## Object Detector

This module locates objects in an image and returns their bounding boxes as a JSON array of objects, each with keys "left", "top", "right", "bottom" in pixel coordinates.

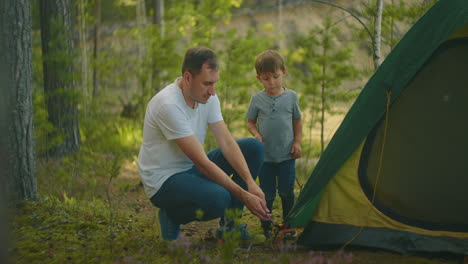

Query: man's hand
[
  {"left": 247, "top": 180, "right": 265, "bottom": 200},
  {"left": 291, "top": 142, "right": 302, "bottom": 159},
  {"left": 240, "top": 191, "right": 270, "bottom": 221}
]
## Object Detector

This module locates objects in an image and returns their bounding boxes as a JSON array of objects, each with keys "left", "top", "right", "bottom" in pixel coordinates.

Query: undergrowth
[
  {"left": 11, "top": 107, "right": 455, "bottom": 263},
  {"left": 9, "top": 195, "right": 353, "bottom": 263},
  {"left": 9, "top": 108, "right": 355, "bottom": 263},
  {"left": 11, "top": 195, "right": 166, "bottom": 263}
]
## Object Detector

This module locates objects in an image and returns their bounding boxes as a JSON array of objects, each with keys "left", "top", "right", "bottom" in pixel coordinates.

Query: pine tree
[
  {"left": 1, "top": 0, "right": 37, "bottom": 202},
  {"left": 39, "top": 0, "right": 81, "bottom": 158},
  {"left": 291, "top": 17, "right": 360, "bottom": 154}
]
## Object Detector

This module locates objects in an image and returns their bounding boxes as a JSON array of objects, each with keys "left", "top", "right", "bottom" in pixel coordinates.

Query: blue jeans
[
  {"left": 259, "top": 159, "right": 296, "bottom": 220},
  {"left": 150, "top": 138, "right": 264, "bottom": 225}
]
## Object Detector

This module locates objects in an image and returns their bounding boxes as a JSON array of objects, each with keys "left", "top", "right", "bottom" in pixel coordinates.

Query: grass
[
  {"left": 9, "top": 102, "right": 464, "bottom": 263},
  {"left": 8, "top": 153, "right": 463, "bottom": 263}
]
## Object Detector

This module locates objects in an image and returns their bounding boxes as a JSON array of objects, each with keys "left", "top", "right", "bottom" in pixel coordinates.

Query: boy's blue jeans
[
  {"left": 150, "top": 138, "right": 264, "bottom": 225},
  {"left": 259, "top": 159, "right": 296, "bottom": 221}
]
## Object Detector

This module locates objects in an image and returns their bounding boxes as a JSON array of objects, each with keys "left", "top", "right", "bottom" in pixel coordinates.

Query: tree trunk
[
  {"left": 136, "top": 0, "right": 150, "bottom": 102},
  {"left": 153, "top": 0, "right": 165, "bottom": 37},
  {"left": 78, "top": 0, "right": 89, "bottom": 107},
  {"left": 0, "top": 0, "right": 37, "bottom": 202},
  {"left": 93, "top": 0, "right": 101, "bottom": 98},
  {"left": 320, "top": 46, "right": 327, "bottom": 156},
  {"left": 373, "top": 0, "right": 384, "bottom": 69},
  {"left": 390, "top": 0, "right": 395, "bottom": 50},
  {"left": 277, "top": 0, "right": 284, "bottom": 49},
  {"left": 151, "top": 0, "right": 165, "bottom": 93},
  {"left": 39, "top": 0, "right": 81, "bottom": 158},
  {"left": 320, "top": 72, "right": 326, "bottom": 156},
  {"left": 137, "top": 0, "right": 147, "bottom": 63}
]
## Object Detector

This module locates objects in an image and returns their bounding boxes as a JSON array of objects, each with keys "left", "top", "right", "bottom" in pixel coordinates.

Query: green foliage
[
  {"left": 31, "top": 0, "right": 41, "bottom": 30},
  {"left": 353, "top": 0, "right": 438, "bottom": 57},
  {"left": 33, "top": 90, "right": 62, "bottom": 156},
  {"left": 39, "top": 10, "right": 83, "bottom": 157},
  {"left": 295, "top": 139, "right": 321, "bottom": 187},
  {"left": 203, "top": 25, "right": 275, "bottom": 150},
  {"left": 10, "top": 196, "right": 162, "bottom": 263},
  {"left": 401, "top": 0, "right": 438, "bottom": 24},
  {"left": 291, "top": 16, "right": 360, "bottom": 153},
  {"left": 131, "top": 0, "right": 246, "bottom": 122},
  {"left": 43, "top": 18, "right": 77, "bottom": 86},
  {"left": 195, "top": 208, "right": 205, "bottom": 220},
  {"left": 36, "top": 152, "right": 103, "bottom": 200},
  {"left": 218, "top": 27, "right": 275, "bottom": 126},
  {"left": 94, "top": 28, "right": 139, "bottom": 94},
  {"left": 32, "top": 31, "right": 55, "bottom": 157},
  {"left": 32, "top": 19, "right": 80, "bottom": 157},
  {"left": 101, "top": 0, "right": 137, "bottom": 22},
  {"left": 139, "top": 23, "right": 181, "bottom": 106},
  {"left": 218, "top": 209, "right": 242, "bottom": 263},
  {"left": 35, "top": 95, "right": 141, "bottom": 199},
  {"left": 80, "top": 99, "right": 142, "bottom": 156},
  {"left": 166, "top": 0, "right": 242, "bottom": 46}
]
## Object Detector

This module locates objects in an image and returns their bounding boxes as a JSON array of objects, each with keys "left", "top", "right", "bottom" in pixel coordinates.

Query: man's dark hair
[{"left": 181, "top": 47, "right": 218, "bottom": 75}]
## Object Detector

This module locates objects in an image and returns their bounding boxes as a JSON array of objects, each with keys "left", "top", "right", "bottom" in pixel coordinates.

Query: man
[{"left": 138, "top": 47, "right": 270, "bottom": 241}]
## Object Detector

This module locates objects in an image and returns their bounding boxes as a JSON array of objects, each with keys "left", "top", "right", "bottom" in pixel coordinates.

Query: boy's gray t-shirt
[{"left": 246, "top": 88, "right": 301, "bottom": 163}]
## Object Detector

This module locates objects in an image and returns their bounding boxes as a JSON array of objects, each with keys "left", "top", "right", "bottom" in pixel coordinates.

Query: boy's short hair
[
  {"left": 255, "top": 50, "right": 286, "bottom": 75},
  {"left": 181, "top": 47, "right": 218, "bottom": 76}
]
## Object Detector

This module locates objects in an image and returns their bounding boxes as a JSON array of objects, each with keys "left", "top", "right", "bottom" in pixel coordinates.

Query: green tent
[{"left": 285, "top": 0, "right": 468, "bottom": 255}]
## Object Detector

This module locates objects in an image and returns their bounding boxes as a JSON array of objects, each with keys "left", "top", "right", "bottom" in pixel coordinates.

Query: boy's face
[{"left": 256, "top": 69, "right": 285, "bottom": 92}]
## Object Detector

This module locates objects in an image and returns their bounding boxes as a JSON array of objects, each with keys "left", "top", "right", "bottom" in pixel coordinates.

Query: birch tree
[{"left": 373, "top": 0, "right": 384, "bottom": 68}]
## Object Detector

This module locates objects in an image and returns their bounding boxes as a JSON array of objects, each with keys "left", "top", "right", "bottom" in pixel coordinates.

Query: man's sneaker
[
  {"left": 216, "top": 223, "right": 252, "bottom": 241},
  {"left": 158, "top": 209, "right": 180, "bottom": 241}
]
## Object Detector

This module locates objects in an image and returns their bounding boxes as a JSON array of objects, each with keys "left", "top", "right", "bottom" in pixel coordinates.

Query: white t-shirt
[{"left": 138, "top": 78, "right": 223, "bottom": 198}]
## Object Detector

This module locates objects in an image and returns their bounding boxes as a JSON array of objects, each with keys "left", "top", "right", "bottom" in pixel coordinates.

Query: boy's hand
[
  {"left": 255, "top": 134, "right": 263, "bottom": 143},
  {"left": 291, "top": 142, "right": 302, "bottom": 159}
]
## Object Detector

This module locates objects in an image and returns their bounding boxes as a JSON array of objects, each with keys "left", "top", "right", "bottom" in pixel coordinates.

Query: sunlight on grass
[{"left": 116, "top": 122, "right": 142, "bottom": 150}]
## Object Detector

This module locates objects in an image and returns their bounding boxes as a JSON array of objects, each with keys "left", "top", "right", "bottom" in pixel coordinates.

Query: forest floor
[
  {"left": 9, "top": 105, "right": 465, "bottom": 263},
  {"left": 112, "top": 160, "right": 463, "bottom": 264},
  {"left": 10, "top": 150, "right": 464, "bottom": 264}
]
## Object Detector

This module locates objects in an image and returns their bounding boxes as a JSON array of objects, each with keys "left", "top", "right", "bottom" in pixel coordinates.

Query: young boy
[{"left": 246, "top": 50, "right": 303, "bottom": 238}]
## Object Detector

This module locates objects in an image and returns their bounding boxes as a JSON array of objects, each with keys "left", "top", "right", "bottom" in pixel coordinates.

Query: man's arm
[
  {"left": 247, "top": 119, "right": 263, "bottom": 143},
  {"left": 210, "top": 121, "right": 259, "bottom": 188},
  {"left": 174, "top": 133, "right": 269, "bottom": 220},
  {"left": 209, "top": 121, "right": 266, "bottom": 199}
]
